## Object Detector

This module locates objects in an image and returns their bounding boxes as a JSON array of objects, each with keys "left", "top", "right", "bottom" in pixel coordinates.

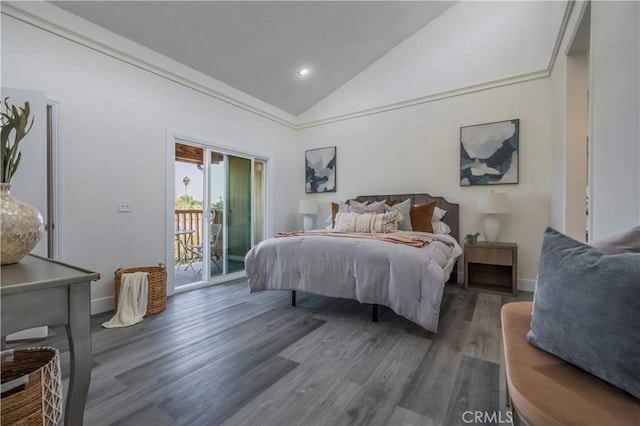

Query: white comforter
[{"left": 245, "top": 231, "right": 461, "bottom": 332}]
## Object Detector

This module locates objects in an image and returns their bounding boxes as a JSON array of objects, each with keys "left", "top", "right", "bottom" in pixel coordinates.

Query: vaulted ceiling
[{"left": 51, "top": 1, "right": 455, "bottom": 116}]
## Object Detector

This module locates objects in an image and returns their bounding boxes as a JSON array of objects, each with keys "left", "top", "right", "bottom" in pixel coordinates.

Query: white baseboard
[
  {"left": 92, "top": 296, "right": 115, "bottom": 315},
  {"left": 517, "top": 278, "right": 536, "bottom": 293}
]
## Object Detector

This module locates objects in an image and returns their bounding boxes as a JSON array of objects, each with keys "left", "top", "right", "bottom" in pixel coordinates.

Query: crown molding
[
  {"left": 296, "top": 1, "right": 575, "bottom": 130},
  {"left": 296, "top": 69, "right": 551, "bottom": 130},
  {"left": 3, "top": 1, "right": 574, "bottom": 131}
]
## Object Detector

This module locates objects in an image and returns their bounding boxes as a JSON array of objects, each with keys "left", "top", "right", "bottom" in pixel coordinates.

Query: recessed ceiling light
[{"left": 297, "top": 67, "right": 311, "bottom": 78}]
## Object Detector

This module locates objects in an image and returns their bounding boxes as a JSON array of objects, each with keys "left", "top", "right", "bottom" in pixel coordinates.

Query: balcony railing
[{"left": 175, "top": 210, "right": 203, "bottom": 263}]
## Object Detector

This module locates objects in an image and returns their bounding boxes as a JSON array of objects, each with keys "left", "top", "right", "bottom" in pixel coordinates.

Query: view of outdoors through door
[{"left": 174, "top": 141, "right": 265, "bottom": 288}]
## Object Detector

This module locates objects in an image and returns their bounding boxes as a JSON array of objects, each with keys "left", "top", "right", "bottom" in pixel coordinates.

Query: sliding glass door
[{"left": 173, "top": 140, "right": 266, "bottom": 289}]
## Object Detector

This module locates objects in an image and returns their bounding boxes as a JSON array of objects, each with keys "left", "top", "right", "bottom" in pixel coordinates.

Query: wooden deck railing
[{"left": 174, "top": 210, "right": 203, "bottom": 262}]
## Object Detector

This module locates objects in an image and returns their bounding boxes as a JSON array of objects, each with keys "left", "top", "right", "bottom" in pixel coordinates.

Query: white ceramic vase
[{"left": 0, "top": 183, "right": 44, "bottom": 265}]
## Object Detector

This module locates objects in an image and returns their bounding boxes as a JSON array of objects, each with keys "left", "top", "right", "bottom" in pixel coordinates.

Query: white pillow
[
  {"left": 431, "top": 207, "right": 450, "bottom": 234},
  {"left": 433, "top": 207, "right": 447, "bottom": 222},
  {"left": 334, "top": 211, "right": 401, "bottom": 233},
  {"left": 432, "top": 221, "right": 451, "bottom": 234},
  {"left": 349, "top": 199, "right": 387, "bottom": 214}
]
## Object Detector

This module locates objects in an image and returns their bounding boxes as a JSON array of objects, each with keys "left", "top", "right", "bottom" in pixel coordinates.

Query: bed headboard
[{"left": 354, "top": 193, "right": 460, "bottom": 244}]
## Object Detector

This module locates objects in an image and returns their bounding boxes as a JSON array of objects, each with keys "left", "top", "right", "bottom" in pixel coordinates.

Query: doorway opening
[{"left": 565, "top": 2, "right": 590, "bottom": 242}]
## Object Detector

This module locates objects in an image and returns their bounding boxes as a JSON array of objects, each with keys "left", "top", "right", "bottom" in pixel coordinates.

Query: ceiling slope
[{"left": 51, "top": 1, "right": 455, "bottom": 116}]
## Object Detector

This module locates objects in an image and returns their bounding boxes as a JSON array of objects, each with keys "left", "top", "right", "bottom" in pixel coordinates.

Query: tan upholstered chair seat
[{"left": 501, "top": 302, "right": 639, "bottom": 425}]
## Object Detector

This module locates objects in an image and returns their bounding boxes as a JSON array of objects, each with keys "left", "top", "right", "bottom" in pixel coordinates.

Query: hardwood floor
[{"left": 8, "top": 280, "right": 532, "bottom": 426}]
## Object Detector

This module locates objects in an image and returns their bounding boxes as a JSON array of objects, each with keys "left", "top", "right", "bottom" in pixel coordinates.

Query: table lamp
[
  {"left": 298, "top": 200, "right": 318, "bottom": 231},
  {"left": 477, "top": 191, "right": 510, "bottom": 242}
]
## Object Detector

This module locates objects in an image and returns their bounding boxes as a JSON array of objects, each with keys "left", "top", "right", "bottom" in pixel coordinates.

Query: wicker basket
[
  {"left": 114, "top": 263, "right": 167, "bottom": 316},
  {"left": 1, "top": 347, "right": 63, "bottom": 426}
]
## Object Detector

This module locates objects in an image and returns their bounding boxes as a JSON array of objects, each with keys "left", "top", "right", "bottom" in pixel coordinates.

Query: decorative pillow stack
[
  {"left": 330, "top": 199, "right": 387, "bottom": 228},
  {"left": 527, "top": 227, "right": 640, "bottom": 398},
  {"left": 330, "top": 198, "right": 451, "bottom": 234},
  {"left": 334, "top": 211, "right": 402, "bottom": 233}
]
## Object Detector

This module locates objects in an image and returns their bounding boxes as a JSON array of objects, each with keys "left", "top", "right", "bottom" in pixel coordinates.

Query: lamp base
[
  {"left": 483, "top": 214, "right": 501, "bottom": 243},
  {"left": 303, "top": 215, "right": 314, "bottom": 231}
]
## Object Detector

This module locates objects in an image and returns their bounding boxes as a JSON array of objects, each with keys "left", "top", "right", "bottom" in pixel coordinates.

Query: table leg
[{"left": 65, "top": 282, "right": 92, "bottom": 426}]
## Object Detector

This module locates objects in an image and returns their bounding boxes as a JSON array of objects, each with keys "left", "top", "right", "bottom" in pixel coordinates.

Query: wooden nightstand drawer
[
  {"left": 464, "top": 242, "right": 517, "bottom": 296},
  {"left": 466, "top": 246, "right": 513, "bottom": 266}
]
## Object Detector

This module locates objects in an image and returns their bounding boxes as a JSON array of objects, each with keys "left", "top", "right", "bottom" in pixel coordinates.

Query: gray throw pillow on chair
[
  {"left": 589, "top": 225, "right": 640, "bottom": 254},
  {"left": 527, "top": 227, "right": 640, "bottom": 399}
]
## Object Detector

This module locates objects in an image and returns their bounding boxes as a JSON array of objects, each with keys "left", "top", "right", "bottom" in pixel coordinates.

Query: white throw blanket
[{"left": 102, "top": 272, "right": 149, "bottom": 328}]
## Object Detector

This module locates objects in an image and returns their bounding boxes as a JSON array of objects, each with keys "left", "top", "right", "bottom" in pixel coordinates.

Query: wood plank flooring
[{"left": 7, "top": 280, "right": 531, "bottom": 426}]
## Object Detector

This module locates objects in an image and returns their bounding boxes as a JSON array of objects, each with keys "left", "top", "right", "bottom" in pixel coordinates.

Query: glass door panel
[
  {"left": 253, "top": 160, "right": 265, "bottom": 245},
  {"left": 209, "top": 151, "right": 225, "bottom": 278},
  {"left": 226, "top": 155, "right": 251, "bottom": 273},
  {"left": 174, "top": 142, "right": 204, "bottom": 288}
]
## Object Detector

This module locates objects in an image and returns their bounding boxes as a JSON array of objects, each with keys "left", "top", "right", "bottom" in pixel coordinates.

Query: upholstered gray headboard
[
  {"left": 354, "top": 193, "right": 459, "bottom": 244},
  {"left": 354, "top": 194, "right": 460, "bottom": 282}
]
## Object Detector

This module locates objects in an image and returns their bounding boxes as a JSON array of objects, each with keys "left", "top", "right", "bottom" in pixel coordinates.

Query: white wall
[
  {"left": 550, "top": 0, "right": 639, "bottom": 243},
  {"left": 589, "top": 1, "right": 640, "bottom": 239},
  {"left": 548, "top": 1, "right": 588, "bottom": 235},
  {"left": 298, "top": 77, "right": 552, "bottom": 285},
  {"left": 1, "top": 15, "right": 298, "bottom": 309},
  {"left": 7, "top": 0, "right": 623, "bottom": 304},
  {"left": 296, "top": 2, "right": 569, "bottom": 288},
  {"left": 565, "top": 51, "right": 588, "bottom": 241}
]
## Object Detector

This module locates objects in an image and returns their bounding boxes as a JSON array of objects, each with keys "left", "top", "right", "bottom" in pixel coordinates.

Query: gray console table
[{"left": 1, "top": 254, "right": 100, "bottom": 426}]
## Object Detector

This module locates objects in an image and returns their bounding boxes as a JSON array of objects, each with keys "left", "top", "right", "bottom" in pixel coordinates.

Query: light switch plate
[{"left": 118, "top": 200, "right": 132, "bottom": 212}]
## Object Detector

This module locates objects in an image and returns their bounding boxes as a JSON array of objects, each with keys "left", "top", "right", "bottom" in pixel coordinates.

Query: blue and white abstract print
[
  {"left": 305, "top": 146, "right": 336, "bottom": 193},
  {"left": 460, "top": 119, "right": 519, "bottom": 186}
]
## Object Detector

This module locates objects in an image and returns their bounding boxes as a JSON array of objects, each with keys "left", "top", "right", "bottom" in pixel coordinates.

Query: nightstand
[{"left": 464, "top": 242, "right": 517, "bottom": 296}]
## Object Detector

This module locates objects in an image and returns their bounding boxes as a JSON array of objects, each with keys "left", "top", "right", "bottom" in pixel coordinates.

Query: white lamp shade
[
  {"left": 298, "top": 199, "right": 318, "bottom": 215},
  {"left": 477, "top": 192, "right": 510, "bottom": 214}
]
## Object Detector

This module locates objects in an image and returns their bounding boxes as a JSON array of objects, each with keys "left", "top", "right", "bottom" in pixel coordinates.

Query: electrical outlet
[{"left": 118, "top": 200, "right": 132, "bottom": 212}]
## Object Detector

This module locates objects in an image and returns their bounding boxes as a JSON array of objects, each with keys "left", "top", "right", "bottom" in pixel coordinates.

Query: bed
[{"left": 244, "top": 193, "right": 461, "bottom": 332}]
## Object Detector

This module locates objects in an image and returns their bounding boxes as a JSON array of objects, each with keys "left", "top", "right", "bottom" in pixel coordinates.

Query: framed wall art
[
  {"left": 460, "top": 119, "right": 519, "bottom": 186},
  {"left": 305, "top": 146, "right": 336, "bottom": 193}
]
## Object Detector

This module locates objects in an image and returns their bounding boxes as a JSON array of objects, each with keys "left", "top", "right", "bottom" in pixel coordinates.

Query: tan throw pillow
[
  {"left": 410, "top": 202, "right": 437, "bottom": 233},
  {"left": 334, "top": 211, "right": 402, "bottom": 233},
  {"left": 349, "top": 199, "right": 387, "bottom": 214}
]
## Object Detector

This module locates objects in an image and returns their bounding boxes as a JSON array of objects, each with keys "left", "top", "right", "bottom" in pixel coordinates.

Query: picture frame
[
  {"left": 305, "top": 146, "right": 336, "bottom": 193},
  {"left": 460, "top": 119, "right": 519, "bottom": 186}
]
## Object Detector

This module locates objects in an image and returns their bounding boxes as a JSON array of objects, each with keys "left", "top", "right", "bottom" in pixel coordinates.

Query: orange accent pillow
[{"left": 410, "top": 202, "right": 437, "bottom": 233}]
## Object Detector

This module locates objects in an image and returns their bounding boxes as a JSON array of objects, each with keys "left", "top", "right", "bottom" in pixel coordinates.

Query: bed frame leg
[
  {"left": 372, "top": 304, "right": 378, "bottom": 322},
  {"left": 291, "top": 290, "right": 296, "bottom": 307}
]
